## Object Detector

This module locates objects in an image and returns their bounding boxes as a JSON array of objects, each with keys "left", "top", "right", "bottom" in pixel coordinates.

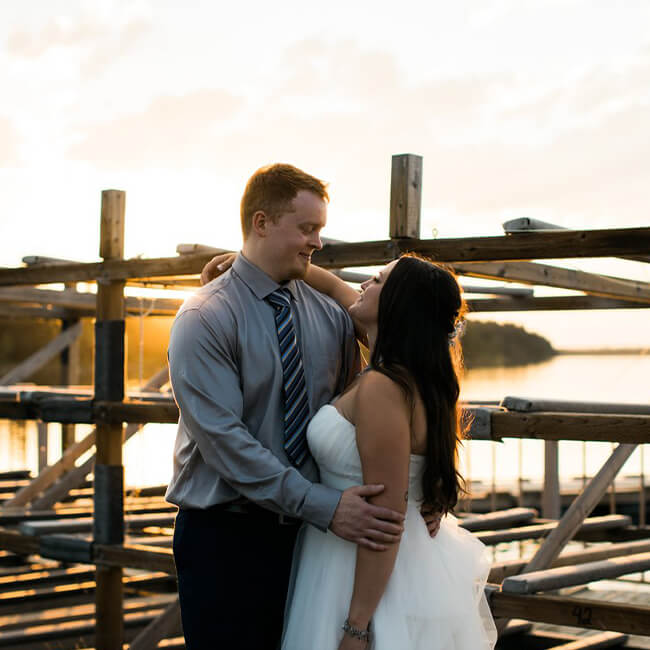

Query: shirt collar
[{"left": 232, "top": 253, "right": 299, "bottom": 301}]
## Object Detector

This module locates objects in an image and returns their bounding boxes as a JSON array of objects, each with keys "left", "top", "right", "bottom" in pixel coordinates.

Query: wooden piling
[
  {"left": 94, "top": 189, "right": 126, "bottom": 650},
  {"left": 389, "top": 153, "right": 422, "bottom": 239}
]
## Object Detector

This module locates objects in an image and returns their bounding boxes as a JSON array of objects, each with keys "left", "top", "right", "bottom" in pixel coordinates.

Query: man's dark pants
[{"left": 173, "top": 505, "right": 300, "bottom": 650}]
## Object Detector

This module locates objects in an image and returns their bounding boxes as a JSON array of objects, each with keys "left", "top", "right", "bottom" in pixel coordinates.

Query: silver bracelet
[{"left": 342, "top": 618, "right": 371, "bottom": 642}]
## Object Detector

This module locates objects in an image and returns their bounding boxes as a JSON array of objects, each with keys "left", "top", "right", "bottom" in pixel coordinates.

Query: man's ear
[{"left": 251, "top": 210, "right": 270, "bottom": 237}]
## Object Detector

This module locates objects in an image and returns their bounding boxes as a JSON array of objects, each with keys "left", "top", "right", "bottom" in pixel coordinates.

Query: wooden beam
[
  {"left": 491, "top": 411, "right": 650, "bottom": 443},
  {"left": 488, "top": 589, "right": 650, "bottom": 636},
  {"left": 389, "top": 153, "right": 422, "bottom": 238},
  {"left": 502, "top": 397, "right": 650, "bottom": 416},
  {"left": 0, "top": 321, "right": 82, "bottom": 385},
  {"left": 467, "top": 295, "right": 650, "bottom": 312},
  {"left": 1, "top": 226, "right": 650, "bottom": 285},
  {"left": 488, "top": 539, "right": 650, "bottom": 583},
  {"left": 546, "top": 631, "right": 628, "bottom": 649},
  {"left": 94, "top": 543, "right": 175, "bottom": 574},
  {"left": 94, "top": 189, "right": 126, "bottom": 650},
  {"left": 543, "top": 440, "right": 561, "bottom": 519},
  {"left": 503, "top": 216, "right": 650, "bottom": 264},
  {"left": 524, "top": 445, "right": 637, "bottom": 573},
  {"left": 453, "top": 260, "right": 650, "bottom": 303},
  {"left": 476, "top": 514, "right": 631, "bottom": 545},
  {"left": 502, "top": 551, "right": 650, "bottom": 594},
  {"left": 128, "top": 597, "right": 181, "bottom": 650},
  {"left": 458, "top": 507, "right": 537, "bottom": 532}
]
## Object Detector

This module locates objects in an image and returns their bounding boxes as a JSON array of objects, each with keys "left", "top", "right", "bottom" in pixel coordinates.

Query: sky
[{"left": 0, "top": 0, "right": 649, "bottom": 349}]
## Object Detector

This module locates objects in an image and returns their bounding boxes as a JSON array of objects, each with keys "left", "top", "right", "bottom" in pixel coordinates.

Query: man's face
[{"left": 264, "top": 190, "right": 326, "bottom": 281}]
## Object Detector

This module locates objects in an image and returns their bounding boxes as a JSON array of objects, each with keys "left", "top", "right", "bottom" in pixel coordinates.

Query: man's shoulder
[
  {"left": 295, "top": 281, "right": 353, "bottom": 327},
  {"left": 174, "top": 272, "right": 242, "bottom": 329}
]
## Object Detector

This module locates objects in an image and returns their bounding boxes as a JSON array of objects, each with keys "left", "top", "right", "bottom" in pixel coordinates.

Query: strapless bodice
[{"left": 307, "top": 404, "right": 425, "bottom": 501}]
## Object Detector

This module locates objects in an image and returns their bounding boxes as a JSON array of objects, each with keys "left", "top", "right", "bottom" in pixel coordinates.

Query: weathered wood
[
  {"left": 0, "top": 321, "right": 82, "bottom": 385},
  {"left": 488, "top": 539, "right": 650, "bottom": 583},
  {"left": 94, "top": 189, "right": 126, "bottom": 650},
  {"left": 0, "top": 528, "right": 41, "bottom": 555},
  {"left": 488, "top": 589, "right": 650, "bottom": 636},
  {"left": 19, "top": 512, "right": 176, "bottom": 536},
  {"left": 467, "top": 295, "right": 650, "bottom": 312},
  {"left": 502, "top": 397, "right": 650, "bottom": 416},
  {"left": 462, "top": 284, "right": 534, "bottom": 297},
  {"left": 545, "top": 631, "right": 628, "bottom": 649},
  {"left": 453, "top": 260, "right": 650, "bottom": 304},
  {"left": 503, "top": 216, "right": 650, "bottom": 264},
  {"left": 476, "top": 514, "right": 631, "bottom": 545},
  {"left": 543, "top": 440, "right": 561, "bottom": 519},
  {"left": 37, "top": 422, "right": 48, "bottom": 474},
  {"left": 459, "top": 507, "right": 537, "bottom": 532},
  {"left": 491, "top": 411, "right": 650, "bottom": 443},
  {"left": 389, "top": 153, "right": 422, "bottom": 239},
  {"left": 525, "top": 445, "right": 637, "bottom": 574},
  {"left": 94, "top": 544, "right": 175, "bottom": 574},
  {"left": 2, "top": 227, "right": 650, "bottom": 286},
  {"left": 502, "top": 551, "right": 650, "bottom": 594},
  {"left": 128, "top": 597, "right": 181, "bottom": 650}
]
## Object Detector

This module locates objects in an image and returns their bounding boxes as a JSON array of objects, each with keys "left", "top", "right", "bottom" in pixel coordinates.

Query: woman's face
[{"left": 349, "top": 260, "right": 398, "bottom": 326}]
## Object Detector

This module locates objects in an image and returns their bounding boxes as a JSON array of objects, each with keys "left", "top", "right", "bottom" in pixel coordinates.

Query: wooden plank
[
  {"left": 502, "top": 397, "right": 650, "bottom": 416},
  {"left": 0, "top": 321, "right": 82, "bottom": 385},
  {"left": 502, "top": 551, "right": 650, "bottom": 594},
  {"left": 1, "top": 226, "right": 650, "bottom": 285},
  {"left": 466, "top": 295, "right": 650, "bottom": 312},
  {"left": 128, "top": 597, "right": 181, "bottom": 650},
  {"left": 488, "top": 539, "right": 650, "bottom": 584},
  {"left": 488, "top": 589, "right": 650, "bottom": 636},
  {"left": 542, "top": 631, "right": 627, "bottom": 649},
  {"left": 37, "top": 422, "right": 48, "bottom": 474},
  {"left": 477, "top": 515, "right": 631, "bottom": 545},
  {"left": 491, "top": 412, "right": 650, "bottom": 443},
  {"left": 503, "top": 215, "right": 650, "bottom": 264},
  {"left": 19, "top": 512, "right": 176, "bottom": 536},
  {"left": 453, "top": 260, "right": 650, "bottom": 304},
  {"left": 389, "top": 153, "right": 422, "bottom": 238},
  {"left": 458, "top": 507, "right": 537, "bottom": 532},
  {"left": 94, "top": 544, "right": 175, "bottom": 574}
]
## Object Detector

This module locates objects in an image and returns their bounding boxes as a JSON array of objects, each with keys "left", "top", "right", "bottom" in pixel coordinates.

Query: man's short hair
[{"left": 240, "top": 164, "right": 329, "bottom": 239}]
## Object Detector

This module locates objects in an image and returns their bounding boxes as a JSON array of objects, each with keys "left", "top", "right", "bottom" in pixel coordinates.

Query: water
[{"left": 1, "top": 354, "right": 649, "bottom": 490}]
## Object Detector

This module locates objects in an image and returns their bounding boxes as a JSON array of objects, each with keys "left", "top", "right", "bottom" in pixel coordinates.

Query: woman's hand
[
  {"left": 422, "top": 508, "right": 443, "bottom": 538},
  {"left": 200, "top": 252, "right": 237, "bottom": 285}
]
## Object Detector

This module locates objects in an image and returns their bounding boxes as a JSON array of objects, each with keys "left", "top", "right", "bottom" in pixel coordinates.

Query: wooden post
[
  {"left": 94, "top": 189, "right": 126, "bottom": 650},
  {"left": 60, "top": 293, "right": 81, "bottom": 452},
  {"left": 543, "top": 440, "right": 561, "bottom": 519},
  {"left": 37, "top": 422, "right": 48, "bottom": 473},
  {"left": 389, "top": 153, "right": 422, "bottom": 239}
]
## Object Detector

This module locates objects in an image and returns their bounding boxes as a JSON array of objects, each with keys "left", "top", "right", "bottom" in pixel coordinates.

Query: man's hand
[
  {"left": 422, "top": 508, "right": 443, "bottom": 538},
  {"left": 200, "top": 252, "right": 237, "bottom": 285},
  {"left": 330, "top": 484, "right": 404, "bottom": 551}
]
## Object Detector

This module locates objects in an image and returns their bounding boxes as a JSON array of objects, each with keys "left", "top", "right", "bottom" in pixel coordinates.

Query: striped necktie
[{"left": 266, "top": 288, "right": 310, "bottom": 467}]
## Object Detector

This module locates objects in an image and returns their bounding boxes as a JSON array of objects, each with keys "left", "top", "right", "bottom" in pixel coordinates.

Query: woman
[{"left": 204, "top": 252, "right": 496, "bottom": 649}]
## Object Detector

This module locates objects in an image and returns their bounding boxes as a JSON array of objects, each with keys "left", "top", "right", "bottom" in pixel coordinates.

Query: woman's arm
[{"left": 343, "top": 371, "right": 411, "bottom": 643}]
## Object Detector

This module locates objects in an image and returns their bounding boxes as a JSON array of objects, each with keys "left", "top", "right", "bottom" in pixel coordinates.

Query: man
[{"left": 166, "top": 164, "right": 406, "bottom": 649}]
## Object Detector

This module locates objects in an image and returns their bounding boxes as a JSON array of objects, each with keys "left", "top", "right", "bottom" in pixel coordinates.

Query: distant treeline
[
  {"left": 0, "top": 316, "right": 555, "bottom": 385},
  {"left": 462, "top": 320, "right": 556, "bottom": 369}
]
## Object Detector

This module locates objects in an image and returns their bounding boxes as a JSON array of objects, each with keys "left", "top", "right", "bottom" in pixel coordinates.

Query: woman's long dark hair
[{"left": 370, "top": 254, "right": 468, "bottom": 514}]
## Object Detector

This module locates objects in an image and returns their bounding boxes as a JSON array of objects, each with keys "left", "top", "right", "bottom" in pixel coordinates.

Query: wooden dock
[{"left": 0, "top": 154, "right": 649, "bottom": 648}]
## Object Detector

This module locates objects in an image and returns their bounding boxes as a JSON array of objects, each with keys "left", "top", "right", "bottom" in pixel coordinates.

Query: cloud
[
  {"left": 6, "top": 15, "right": 150, "bottom": 79},
  {"left": 67, "top": 89, "right": 244, "bottom": 166},
  {"left": 0, "top": 117, "right": 20, "bottom": 166}
]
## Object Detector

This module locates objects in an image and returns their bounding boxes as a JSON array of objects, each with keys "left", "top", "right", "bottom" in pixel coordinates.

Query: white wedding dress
[{"left": 282, "top": 404, "right": 497, "bottom": 650}]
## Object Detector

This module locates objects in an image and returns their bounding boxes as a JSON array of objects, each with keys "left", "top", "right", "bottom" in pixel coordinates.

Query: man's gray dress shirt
[{"left": 165, "top": 254, "right": 359, "bottom": 531}]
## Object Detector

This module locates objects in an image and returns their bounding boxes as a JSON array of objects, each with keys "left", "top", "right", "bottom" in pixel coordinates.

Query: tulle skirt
[{"left": 282, "top": 505, "right": 497, "bottom": 650}]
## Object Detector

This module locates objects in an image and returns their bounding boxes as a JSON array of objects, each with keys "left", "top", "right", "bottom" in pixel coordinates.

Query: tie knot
[{"left": 267, "top": 288, "right": 292, "bottom": 310}]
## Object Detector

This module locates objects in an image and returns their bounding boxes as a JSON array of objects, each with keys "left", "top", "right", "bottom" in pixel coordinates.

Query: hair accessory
[{"left": 448, "top": 320, "right": 466, "bottom": 344}]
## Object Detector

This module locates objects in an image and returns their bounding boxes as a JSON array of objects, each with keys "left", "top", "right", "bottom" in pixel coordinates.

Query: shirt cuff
[{"left": 300, "top": 482, "right": 342, "bottom": 532}]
